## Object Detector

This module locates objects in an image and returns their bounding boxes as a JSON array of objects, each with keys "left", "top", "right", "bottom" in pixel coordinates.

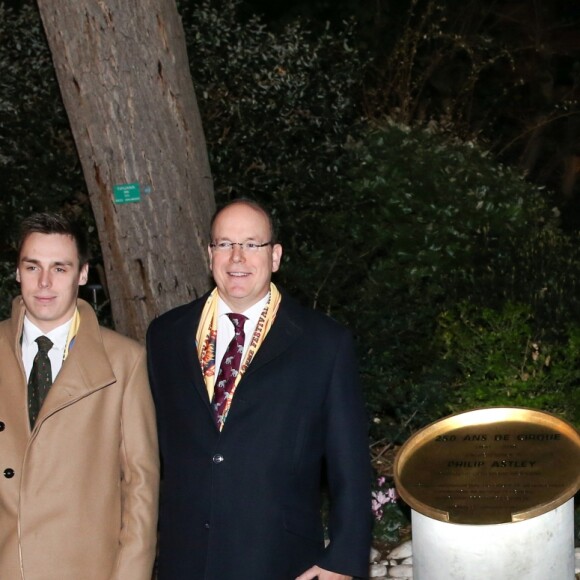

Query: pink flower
[{"left": 371, "top": 484, "right": 398, "bottom": 521}]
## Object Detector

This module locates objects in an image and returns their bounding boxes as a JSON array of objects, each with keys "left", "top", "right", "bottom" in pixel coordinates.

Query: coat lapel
[
  {"left": 35, "top": 300, "right": 116, "bottom": 425},
  {"left": 242, "top": 299, "right": 303, "bottom": 379},
  {"left": 217, "top": 294, "right": 303, "bottom": 431},
  {"left": 167, "top": 291, "right": 304, "bottom": 429},
  {"left": 5, "top": 298, "right": 117, "bottom": 430},
  {"left": 37, "top": 299, "right": 116, "bottom": 423}
]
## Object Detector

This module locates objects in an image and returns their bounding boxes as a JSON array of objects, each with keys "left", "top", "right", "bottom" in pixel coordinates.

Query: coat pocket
[{"left": 283, "top": 507, "right": 324, "bottom": 542}]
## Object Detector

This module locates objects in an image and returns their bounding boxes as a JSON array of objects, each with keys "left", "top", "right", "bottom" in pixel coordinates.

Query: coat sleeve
[
  {"left": 112, "top": 349, "right": 160, "bottom": 580},
  {"left": 316, "top": 329, "right": 372, "bottom": 578}
]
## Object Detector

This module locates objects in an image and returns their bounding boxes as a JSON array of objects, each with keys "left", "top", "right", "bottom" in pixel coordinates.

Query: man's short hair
[
  {"left": 18, "top": 212, "right": 90, "bottom": 268},
  {"left": 209, "top": 198, "right": 278, "bottom": 243}
]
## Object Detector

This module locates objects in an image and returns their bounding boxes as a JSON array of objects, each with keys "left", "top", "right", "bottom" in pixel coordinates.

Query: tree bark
[{"left": 36, "top": 0, "right": 215, "bottom": 342}]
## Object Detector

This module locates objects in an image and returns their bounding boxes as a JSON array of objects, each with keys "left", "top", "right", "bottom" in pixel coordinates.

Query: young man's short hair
[{"left": 18, "top": 212, "right": 90, "bottom": 267}]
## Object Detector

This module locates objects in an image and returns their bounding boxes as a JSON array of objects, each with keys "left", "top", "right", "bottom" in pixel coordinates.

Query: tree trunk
[{"left": 36, "top": 0, "right": 215, "bottom": 342}]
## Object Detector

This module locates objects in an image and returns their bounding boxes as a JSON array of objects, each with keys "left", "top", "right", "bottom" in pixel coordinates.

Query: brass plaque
[{"left": 394, "top": 408, "right": 580, "bottom": 524}]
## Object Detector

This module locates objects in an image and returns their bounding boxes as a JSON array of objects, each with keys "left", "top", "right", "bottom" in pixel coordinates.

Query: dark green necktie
[{"left": 28, "top": 335, "right": 53, "bottom": 428}]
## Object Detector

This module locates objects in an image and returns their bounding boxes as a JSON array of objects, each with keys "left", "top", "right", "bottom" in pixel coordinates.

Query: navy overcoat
[{"left": 146, "top": 291, "right": 372, "bottom": 579}]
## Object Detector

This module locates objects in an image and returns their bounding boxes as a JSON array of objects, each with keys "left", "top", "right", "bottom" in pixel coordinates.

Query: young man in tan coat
[{"left": 0, "top": 213, "right": 159, "bottom": 580}]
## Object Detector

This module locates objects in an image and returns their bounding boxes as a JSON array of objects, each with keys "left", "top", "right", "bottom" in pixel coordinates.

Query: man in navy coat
[{"left": 147, "top": 199, "right": 371, "bottom": 579}]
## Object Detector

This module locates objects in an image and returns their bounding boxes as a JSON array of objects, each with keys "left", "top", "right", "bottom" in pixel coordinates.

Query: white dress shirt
[
  {"left": 214, "top": 293, "right": 270, "bottom": 381},
  {"left": 21, "top": 316, "right": 74, "bottom": 382}
]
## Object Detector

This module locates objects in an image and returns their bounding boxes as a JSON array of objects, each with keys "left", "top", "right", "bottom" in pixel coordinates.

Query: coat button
[
  {"left": 204, "top": 521, "right": 210, "bottom": 529},
  {"left": 4, "top": 468, "right": 14, "bottom": 478},
  {"left": 212, "top": 454, "right": 224, "bottom": 464},
  {"left": 0, "top": 422, "right": 5, "bottom": 431}
]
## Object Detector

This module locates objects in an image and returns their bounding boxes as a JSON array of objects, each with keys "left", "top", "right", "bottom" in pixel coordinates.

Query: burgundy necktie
[
  {"left": 212, "top": 313, "right": 247, "bottom": 429},
  {"left": 28, "top": 335, "right": 53, "bottom": 428}
]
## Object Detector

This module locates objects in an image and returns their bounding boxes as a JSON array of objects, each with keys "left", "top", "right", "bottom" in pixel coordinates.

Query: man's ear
[
  {"left": 271, "top": 244, "right": 283, "bottom": 273},
  {"left": 79, "top": 263, "right": 89, "bottom": 286}
]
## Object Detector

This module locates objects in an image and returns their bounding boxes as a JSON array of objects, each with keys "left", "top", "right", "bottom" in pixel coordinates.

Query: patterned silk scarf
[{"left": 196, "top": 283, "right": 281, "bottom": 425}]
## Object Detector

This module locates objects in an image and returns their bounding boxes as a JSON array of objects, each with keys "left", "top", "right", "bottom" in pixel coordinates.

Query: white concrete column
[{"left": 412, "top": 498, "right": 575, "bottom": 580}]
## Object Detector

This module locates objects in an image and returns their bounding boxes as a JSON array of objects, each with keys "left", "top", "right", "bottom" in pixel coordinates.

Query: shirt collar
[
  {"left": 22, "top": 315, "right": 74, "bottom": 352},
  {"left": 217, "top": 293, "right": 270, "bottom": 326}
]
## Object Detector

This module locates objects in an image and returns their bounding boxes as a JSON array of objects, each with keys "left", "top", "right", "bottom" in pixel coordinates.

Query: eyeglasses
[{"left": 210, "top": 241, "right": 273, "bottom": 252}]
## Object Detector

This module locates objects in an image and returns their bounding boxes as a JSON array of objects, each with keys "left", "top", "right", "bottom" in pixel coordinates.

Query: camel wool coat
[{"left": 0, "top": 297, "right": 159, "bottom": 580}]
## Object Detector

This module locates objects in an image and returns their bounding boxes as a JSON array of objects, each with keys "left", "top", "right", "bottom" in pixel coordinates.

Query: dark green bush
[
  {"left": 0, "top": 4, "right": 91, "bottom": 320},
  {"left": 3, "top": 1, "right": 579, "bottom": 444},
  {"left": 268, "top": 121, "right": 580, "bottom": 438},
  {"left": 181, "top": 0, "right": 368, "bottom": 225},
  {"left": 437, "top": 301, "right": 580, "bottom": 426},
  {"left": 180, "top": 0, "right": 580, "bottom": 436}
]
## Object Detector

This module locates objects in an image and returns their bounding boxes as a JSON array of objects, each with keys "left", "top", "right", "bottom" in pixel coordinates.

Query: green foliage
[
  {"left": 2, "top": 0, "right": 579, "bottom": 449},
  {"left": 0, "top": 261, "right": 17, "bottom": 321},
  {"left": 264, "top": 121, "right": 580, "bottom": 438},
  {"left": 371, "top": 476, "right": 410, "bottom": 546},
  {"left": 372, "top": 501, "right": 409, "bottom": 546},
  {"left": 437, "top": 302, "right": 580, "bottom": 425},
  {"left": 0, "top": 3, "right": 89, "bottom": 320},
  {"left": 1, "top": 0, "right": 367, "bottom": 319},
  {"left": 0, "top": 3, "right": 84, "bottom": 217},
  {"left": 181, "top": 0, "right": 367, "bottom": 219},
  {"left": 345, "top": 123, "right": 580, "bottom": 324},
  {"left": 184, "top": 0, "right": 580, "bottom": 437}
]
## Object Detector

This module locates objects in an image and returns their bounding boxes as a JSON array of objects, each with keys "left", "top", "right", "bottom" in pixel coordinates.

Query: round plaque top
[{"left": 394, "top": 407, "right": 580, "bottom": 525}]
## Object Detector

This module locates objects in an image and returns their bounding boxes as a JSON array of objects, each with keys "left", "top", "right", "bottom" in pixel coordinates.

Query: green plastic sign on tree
[{"left": 113, "top": 183, "right": 141, "bottom": 204}]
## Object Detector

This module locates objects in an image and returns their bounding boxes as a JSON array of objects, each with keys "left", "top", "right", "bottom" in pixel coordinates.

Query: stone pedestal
[
  {"left": 412, "top": 497, "right": 575, "bottom": 580},
  {"left": 394, "top": 408, "right": 580, "bottom": 580}
]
